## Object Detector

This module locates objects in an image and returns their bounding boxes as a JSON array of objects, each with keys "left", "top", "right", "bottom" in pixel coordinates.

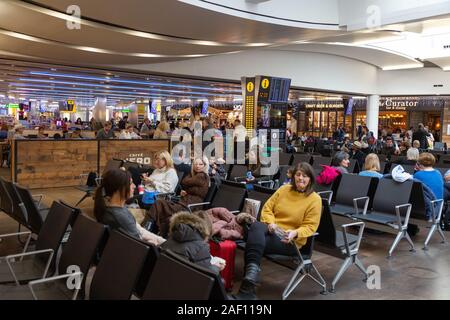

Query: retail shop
[
  {"left": 293, "top": 98, "right": 367, "bottom": 138},
  {"left": 354, "top": 97, "right": 447, "bottom": 141}
]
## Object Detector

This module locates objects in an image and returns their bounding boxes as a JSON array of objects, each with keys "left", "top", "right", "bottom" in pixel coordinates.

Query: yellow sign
[
  {"left": 137, "top": 104, "right": 146, "bottom": 114},
  {"left": 67, "top": 99, "right": 75, "bottom": 105},
  {"left": 246, "top": 81, "right": 254, "bottom": 93},
  {"left": 261, "top": 78, "right": 270, "bottom": 89}
]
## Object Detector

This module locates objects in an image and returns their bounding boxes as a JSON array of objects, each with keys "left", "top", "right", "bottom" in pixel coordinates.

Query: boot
[
  {"left": 233, "top": 279, "right": 257, "bottom": 300},
  {"left": 243, "top": 263, "right": 261, "bottom": 285}
]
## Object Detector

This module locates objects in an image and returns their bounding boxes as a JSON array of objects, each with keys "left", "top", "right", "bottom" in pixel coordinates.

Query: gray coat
[{"left": 161, "top": 213, "right": 219, "bottom": 274}]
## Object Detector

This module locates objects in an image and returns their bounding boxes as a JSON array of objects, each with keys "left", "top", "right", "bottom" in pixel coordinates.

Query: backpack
[{"left": 316, "top": 165, "right": 341, "bottom": 186}]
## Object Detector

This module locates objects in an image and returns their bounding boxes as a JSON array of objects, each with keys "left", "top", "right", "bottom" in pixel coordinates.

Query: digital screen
[
  {"left": 268, "top": 78, "right": 291, "bottom": 103},
  {"left": 345, "top": 98, "right": 353, "bottom": 116},
  {"left": 151, "top": 100, "right": 157, "bottom": 114},
  {"left": 201, "top": 101, "right": 209, "bottom": 115},
  {"left": 39, "top": 104, "right": 46, "bottom": 113}
]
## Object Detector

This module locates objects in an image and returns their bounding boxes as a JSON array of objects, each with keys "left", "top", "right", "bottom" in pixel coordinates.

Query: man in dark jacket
[{"left": 412, "top": 123, "right": 429, "bottom": 150}]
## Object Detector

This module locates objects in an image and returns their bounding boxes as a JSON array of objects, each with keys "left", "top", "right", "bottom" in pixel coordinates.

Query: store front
[
  {"left": 294, "top": 99, "right": 367, "bottom": 138},
  {"left": 354, "top": 97, "right": 446, "bottom": 141}
]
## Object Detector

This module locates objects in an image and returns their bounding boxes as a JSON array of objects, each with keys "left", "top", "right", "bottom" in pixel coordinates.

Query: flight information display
[{"left": 268, "top": 77, "right": 291, "bottom": 103}]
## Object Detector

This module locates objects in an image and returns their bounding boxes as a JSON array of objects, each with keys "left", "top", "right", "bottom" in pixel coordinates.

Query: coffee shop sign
[
  {"left": 126, "top": 153, "right": 151, "bottom": 165},
  {"left": 381, "top": 98, "right": 418, "bottom": 110}
]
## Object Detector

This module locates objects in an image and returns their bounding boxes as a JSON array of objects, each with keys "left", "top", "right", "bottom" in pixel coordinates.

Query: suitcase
[{"left": 209, "top": 240, "right": 236, "bottom": 291}]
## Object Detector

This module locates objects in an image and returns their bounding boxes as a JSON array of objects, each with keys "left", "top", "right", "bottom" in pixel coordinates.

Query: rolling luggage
[{"left": 209, "top": 240, "right": 236, "bottom": 291}]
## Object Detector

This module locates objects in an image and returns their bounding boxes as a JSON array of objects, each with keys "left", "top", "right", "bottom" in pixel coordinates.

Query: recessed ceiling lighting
[{"left": 50, "top": 68, "right": 56, "bottom": 71}]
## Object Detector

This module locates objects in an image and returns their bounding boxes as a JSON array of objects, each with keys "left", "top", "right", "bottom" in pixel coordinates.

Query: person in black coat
[
  {"left": 412, "top": 123, "right": 430, "bottom": 150},
  {"left": 161, "top": 211, "right": 225, "bottom": 274}
]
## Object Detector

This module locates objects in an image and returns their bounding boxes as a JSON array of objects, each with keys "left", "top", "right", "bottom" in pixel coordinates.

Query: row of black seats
[
  {"left": 188, "top": 180, "right": 367, "bottom": 298},
  {"left": 324, "top": 173, "right": 446, "bottom": 256},
  {"left": 0, "top": 200, "right": 228, "bottom": 300}
]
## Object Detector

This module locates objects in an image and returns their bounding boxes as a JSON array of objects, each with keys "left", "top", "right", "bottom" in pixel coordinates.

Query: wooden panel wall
[
  {"left": 14, "top": 140, "right": 98, "bottom": 189},
  {"left": 98, "top": 140, "right": 170, "bottom": 174}
]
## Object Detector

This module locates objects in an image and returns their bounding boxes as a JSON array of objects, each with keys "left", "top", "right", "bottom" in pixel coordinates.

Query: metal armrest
[
  {"left": 258, "top": 180, "right": 274, "bottom": 188},
  {"left": 341, "top": 222, "right": 365, "bottom": 257},
  {"left": 353, "top": 196, "right": 370, "bottom": 215},
  {"left": 28, "top": 272, "right": 84, "bottom": 300},
  {"left": 95, "top": 177, "right": 102, "bottom": 187},
  {"left": 31, "top": 194, "right": 44, "bottom": 209},
  {"left": 234, "top": 176, "right": 247, "bottom": 182},
  {"left": 317, "top": 191, "right": 333, "bottom": 205},
  {"left": 392, "top": 203, "right": 412, "bottom": 229},
  {"left": 230, "top": 210, "right": 240, "bottom": 214},
  {"left": 0, "top": 231, "right": 32, "bottom": 258},
  {"left": 187, "top": 202, "right": 211, "bottom": 213},
  {"left": 6, "top": 249, "right": 54, "bottom": 286}
]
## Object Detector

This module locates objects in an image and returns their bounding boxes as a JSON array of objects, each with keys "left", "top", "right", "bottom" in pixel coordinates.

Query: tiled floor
[{"left": 1, "top": 168, "right": 450, "bottom": 300}]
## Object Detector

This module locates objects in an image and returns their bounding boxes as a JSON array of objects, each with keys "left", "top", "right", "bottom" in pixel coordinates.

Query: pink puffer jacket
[{"left": 206, "top": 207, "right": 244, "bottom": 240}]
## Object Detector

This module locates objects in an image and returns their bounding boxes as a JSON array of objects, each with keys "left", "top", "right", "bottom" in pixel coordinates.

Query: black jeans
[{"left": 244, "top": 221, "right": 298, "bottom": 266}]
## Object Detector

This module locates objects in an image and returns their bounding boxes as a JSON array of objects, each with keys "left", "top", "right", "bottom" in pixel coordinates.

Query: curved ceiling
[{"left": 0, "top": 0, "right": 445, "bottom": 77}]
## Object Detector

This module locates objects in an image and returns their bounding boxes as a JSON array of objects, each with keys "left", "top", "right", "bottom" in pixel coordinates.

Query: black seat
[
  {"left": 2, "top": 179, "right": 28, "bottom": 228},
  {"left": 0, "top": 201, "right": 74, "bottom": 285},
  {"left": 292, "top": 154, "right": 312, "bottom": 166},
  {"left": 311, "top": 156, "right": 332, "bottom": 172},
  {"left": 348, "top": 159, "right": 360, "bottom": 174},
  {"left": 352, "top": 178, "right": 415, "bottom": 257},
  {"left": 0, "top": 177, "right": 14, "bottom": 218},
  {"left": 15, "top": 184, "right": 49, "bottom": 235},
  {"left": 316, "top": 198, "right": 367, "bottom": 292},
  {"left": 0, "top": 214, "right": 107, "bottom": 300},
  {"left": 278, "top": 153, "right": 293, "bottom": 166},
  {"left": 159, "top": 250, "right": 229, "bottom": 300},
  {"left": 228, "top": 165, "right": 248, "bottom": 182},
  {"left": 142, "top": 250, "right": 215, "bottom": 300},
  {"left": 274, "top": 165, "right": 290, "bottom": 188},
  {"left": 133, "top": 240, "right": 160, "bottom": 299},
  {"left": 189, "top": 180, "right": 247, "bottom": 214},
  {"left": 327, "top": 174, "right": 377, "bottom": 218},
  {"left": 89, "top": 231, "right": 149, "bottom": 300}
]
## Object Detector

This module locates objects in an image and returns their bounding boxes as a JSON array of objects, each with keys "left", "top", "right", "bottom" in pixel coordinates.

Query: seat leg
[
  {"left": 354, "top": 256, "right": 368, "bottom": 280},
  {"left": 404, "top": 231, "right": 415, "bottom": 252},
  {"left": 282, "top": 263, "right": 306, "bottom": 300},
  {"left": 387, "top": 231, "right": 404, "bottom": 258},
  {"left": 308, "top": 263, "right": 327, "bottom": 294},
  {"left": 331, "top": 257, "right": 352, "bottom": 292},
  {"left": 437, "top": 227, "right": 447, "bottom": 244},
  {"left": 75, "top": 193, "right": 89, "bottom": 207},
  {"left": 423, "top": 224, "right": 437, "bottom": 250}
]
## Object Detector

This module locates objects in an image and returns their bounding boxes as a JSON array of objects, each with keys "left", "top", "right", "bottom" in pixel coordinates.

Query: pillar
[
  {"left": 367, "top": 95, "right": 380, "bottom": 139},
  {"left": 93, "top": 97, "right": 107, "bottom": 124}
]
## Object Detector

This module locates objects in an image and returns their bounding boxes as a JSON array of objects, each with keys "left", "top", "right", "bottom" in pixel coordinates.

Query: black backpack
[{"left": 440, "top": 203, "right": 450, "bottom": 231}]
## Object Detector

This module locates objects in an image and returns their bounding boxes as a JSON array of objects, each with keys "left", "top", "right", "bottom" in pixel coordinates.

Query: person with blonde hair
[
  {"left": 141, "top": 150, "right": 178, "bottom": 194},
  {"left": 146, "top": 156, "right": 210, "bottom": 237},
  {"left": 153, "top": 120, "right": 170, "bottom": 139},
  {"left": 359, "top": 153, "right": 383, "bottom": 178}
]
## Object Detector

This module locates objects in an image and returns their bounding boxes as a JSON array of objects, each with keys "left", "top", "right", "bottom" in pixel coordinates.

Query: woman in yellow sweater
[{"left": 237, "top": 162, "right": 322, "bottom": 299}]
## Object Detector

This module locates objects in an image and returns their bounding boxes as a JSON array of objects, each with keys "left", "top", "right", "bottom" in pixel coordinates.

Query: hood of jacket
[{"left": 169, "top": 212, "right": 210, "bottom": 242}]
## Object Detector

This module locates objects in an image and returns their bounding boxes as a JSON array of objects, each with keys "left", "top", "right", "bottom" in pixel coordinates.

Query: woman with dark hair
[
  {"left": 94, "top": 168, "right": 165, "bottom": 245},
  {"left": 236, "top": 162, "right": 322, "bottom": 299}
]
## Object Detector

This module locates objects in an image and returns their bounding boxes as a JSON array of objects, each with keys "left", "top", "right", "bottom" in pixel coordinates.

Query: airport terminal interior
[{"left": 1, "top": 0, "right": 450, "bottom": 301}]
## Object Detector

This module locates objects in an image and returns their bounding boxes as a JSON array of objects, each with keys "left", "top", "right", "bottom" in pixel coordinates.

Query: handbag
[{"left": 142, "top": 190, "right": 159, "bottom": 204}]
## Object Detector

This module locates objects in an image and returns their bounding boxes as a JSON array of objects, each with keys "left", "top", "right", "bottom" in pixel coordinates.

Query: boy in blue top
[{"left": 413, "top": 153, "right": 444, "bottom": 200}]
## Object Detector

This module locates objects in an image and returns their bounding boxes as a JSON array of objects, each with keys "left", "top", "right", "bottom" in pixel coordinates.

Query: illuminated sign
[
  {"left": 126, "top": 153, "right": 151, "bottom": 165},
  {"left": 246, "top": 81, "right": 255, "bottom": 93},
  {"left": 122, "top": 108, "right": 131, "bottom": 113},
  {"left": 7, "top": 103, "right": 19, "bottom": 109},
  {"left": 261, "top": 78, "right": 270, "bottom": 89}
]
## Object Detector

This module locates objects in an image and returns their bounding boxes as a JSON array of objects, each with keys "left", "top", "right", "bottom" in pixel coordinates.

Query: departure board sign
[
  {"left": 268, "top": 77, "right": 291, "bottom": 103},
  {"left": 255, "top": 76, "right": 291, "bottom": 104},
  {"left": 242, "top": 77, "right": 256, "bottom": 133}
]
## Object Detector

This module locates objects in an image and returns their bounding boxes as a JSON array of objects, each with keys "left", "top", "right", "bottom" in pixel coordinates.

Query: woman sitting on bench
[{"left": 236, "top": 162, "right": 322, "bottom": 300}]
